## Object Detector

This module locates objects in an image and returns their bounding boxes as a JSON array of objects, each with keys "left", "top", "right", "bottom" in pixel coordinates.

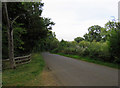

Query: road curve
[{"left": 41, "top": 52, "right": 118, "bottom": 86}]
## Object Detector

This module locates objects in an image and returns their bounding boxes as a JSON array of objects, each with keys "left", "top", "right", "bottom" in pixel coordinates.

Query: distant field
[
  {"left": 56, "top": 53, "right": 120, "bottom": 69},
  {"left": 2, "top": 53, "right": 45, "bottom": 86}
]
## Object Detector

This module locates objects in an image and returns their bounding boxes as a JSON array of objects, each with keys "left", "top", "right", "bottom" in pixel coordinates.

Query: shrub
[
  {"left": 79, "top": 41, "right": 90, "bottom": 48},
  {"left": 63, "top": 47, "right": 76, "bottom": 55},
  {"left": 87, "top": 41, "right": 110, "bottom": 61},
  {"left": 51, "top": 48, "right": 59, "bottom": 53},
  {"left": 52, "top": 39, "right": 113, "bottom": 63},
  {"left": 79, "top": 41, "right": 90, "bottom": 56},
  {"left": 98, "top": 42, "right": 110, "bottom": 61},
  {"left": 76, "top": 47, "right": 85, "bottom": 56},
  {"left": 108, "top": 29, "right": 120, "bottom": 63},
  {"left": 88, "top": 42, "right": 100, "bottom": 58}
]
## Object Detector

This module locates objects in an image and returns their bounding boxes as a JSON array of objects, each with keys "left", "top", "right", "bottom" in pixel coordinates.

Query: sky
[{"left": 42, "top": 0, "right": 119, "bottom": 41}]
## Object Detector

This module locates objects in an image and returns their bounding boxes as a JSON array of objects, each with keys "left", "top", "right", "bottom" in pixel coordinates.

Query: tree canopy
[
  {"left": 74, "top": 37, "right": 84, "bottom": 43},
  {"left": 2, "top": 2, "right": 55, "bottom": 59}
]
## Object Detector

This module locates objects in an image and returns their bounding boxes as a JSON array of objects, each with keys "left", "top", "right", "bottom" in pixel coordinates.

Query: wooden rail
[
  {"left": 14, "top": 54, "right": 31, "bottom": 65},
  {"left": 2, "top": 54, "right": 31, "bottom": 69}
]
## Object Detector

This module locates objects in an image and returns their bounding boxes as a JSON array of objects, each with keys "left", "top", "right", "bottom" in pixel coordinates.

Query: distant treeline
[
  {"left": 50, "top": 22, "right": 120, "bottom": 64},
  {"left": 2, "top": 2, "right": 120, "bottom": 64}
]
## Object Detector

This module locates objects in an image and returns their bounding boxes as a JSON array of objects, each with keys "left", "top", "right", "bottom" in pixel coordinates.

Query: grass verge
[
  {"left": 2, "top": 53, "right": 45, "bottom": 86},
  {"left": 55, "top": 53, "right": 120, "bottom": 69}
]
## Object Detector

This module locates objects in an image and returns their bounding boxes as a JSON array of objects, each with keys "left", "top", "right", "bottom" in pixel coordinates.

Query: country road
[{"left": 41, "top": 52, "right": 119, "bottom": 86}]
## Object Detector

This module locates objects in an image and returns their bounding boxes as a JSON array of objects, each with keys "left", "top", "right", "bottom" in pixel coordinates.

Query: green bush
[
  {"left": 89, "top": 42, "right": 100, "bottom": 57},
  {"left": 51, "top": 48, "right": 60, "bottom": 53},
  {"left": 50, "top": 22, "right": 120, "bottom": 64},
  {"left": 108, "top": 29, "right": 120, "bottom": 63},
  {"left": 87, "top": 41, "right": 110, "bottom": 61},
  {"left": 63, "top": 47, "right": 76, "bottom": 55},
  {"left": 79, "top": 41, "right": 90, "bottom": 48},
  {"left": 98, "top": 42, "right": 110, "bottom": 61},
  {"left": 52, "top": 39, "right": 114, "bottom": 63},
  {"left": 79, "top": 41, "right": 90, "bottom": 56},
  {"left": 75, "top": 47, "right": 85, "bottom": 56}
]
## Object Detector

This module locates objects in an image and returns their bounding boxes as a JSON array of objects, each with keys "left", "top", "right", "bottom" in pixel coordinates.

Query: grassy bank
[
  {"left": 55, "top": 53, "right": 120, "bottom": 69},
  {"left": 2, "top": 53, "right": 45, "bottom": 86}
]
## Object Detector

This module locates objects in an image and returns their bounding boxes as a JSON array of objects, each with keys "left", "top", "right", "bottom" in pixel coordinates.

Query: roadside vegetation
[
  {"left": 3, "top": 53, "right": 45, "bottom": 86},
  {"left": 2, "top": 1, "right": 55, "bottom": 69},
  {"left": 2, "top": 2, "right": 55, "bottom": 86},
  {"left": 2, "top": 2, "right": 55, "bottom": 60},
  {"left": 2, "top": 1, "right": 120, "bottom": 87},
  {"left": 49, "top": 22, "right": 120, "bottom": 69},
  {"left": 56, "top": 53, "right": 120, "bottom": 69}
]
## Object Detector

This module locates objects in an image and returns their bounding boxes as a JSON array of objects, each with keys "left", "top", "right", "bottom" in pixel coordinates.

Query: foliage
[
  {"left": 13, "top": 24, "right": 27, "bottom": 56},
  {"left": 79, "top": 40, "right": 90, "bottom": 48},
  {"left": 78, "top": 41, "right": 90, "bottom": 56},
  {"left": 2, "top": 2, "right": 55, "bottom": 59},
  {"left": 51, "top": 21, "right": 120, "bottom": 64},
  {"left": 33, "top": 31, "right": 59, "bottom": 52},
  {"left": 83, "top": 33, "right": 90, "bottom": 41},
  {"left": 107, "top": 22, "right": 120, "bottom": 63},
  {"left": 88, "top": 41, "right": 110, "bottom": 61},
  {"left": 56, "top": 53, "right": 120, "bottom": 69},
  {"left": 84, "top": 25, "right": 102, "bottom": 42},
  {"left": 2, "top": 25, "right": 8, "bottom": 59},
  {"left": 74, "top": 37, "right": 84, "bottom": 43},
  {"left": 2, "top": 2, "right": 120, "bottom": 65}
]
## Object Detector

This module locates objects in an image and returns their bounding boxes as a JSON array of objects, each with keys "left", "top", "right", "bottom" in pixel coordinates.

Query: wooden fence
[
  {"left": 2, "top": 54, "right": 31, "bottom": 69},
  {"left": 14, "top": 54, "right": 31, "bottom": 65}
]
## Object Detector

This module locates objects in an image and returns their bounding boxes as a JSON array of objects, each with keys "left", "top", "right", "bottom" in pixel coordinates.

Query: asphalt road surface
[{"left": 42, "top": 52, "right": 119, "bottom": 86}]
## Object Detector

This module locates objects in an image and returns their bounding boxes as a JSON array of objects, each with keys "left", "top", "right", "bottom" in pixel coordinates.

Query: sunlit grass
[{"left": 2, "top": 53, "right": 45, "bottom": 86}]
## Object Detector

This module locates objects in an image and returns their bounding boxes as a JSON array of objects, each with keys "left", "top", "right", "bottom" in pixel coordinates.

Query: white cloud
[{"left": 42, "top": 0, "right": 119, "bottom": 41}]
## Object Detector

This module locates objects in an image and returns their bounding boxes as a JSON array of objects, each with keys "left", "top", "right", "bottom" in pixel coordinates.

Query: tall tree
[
  {"left": 3, "top": 2, "right": 55, "bottom": 55},
  {"left": 2, "top": 2, "right": 55, "bottom": 69},
  {"left": 84, "top": 25, "right": 102, "bottom": 42},
  {"left": 4, "top": 2, "right": 16, "bottom": 68},
  {"left": 107, "top": 22, "right": 120, "bottom": 63},
  {"left": 74, "top": 37, "right": 84, "bottom": 43},
  {"left": 83, "top": 33, "right": 90, "bottom": 41}
]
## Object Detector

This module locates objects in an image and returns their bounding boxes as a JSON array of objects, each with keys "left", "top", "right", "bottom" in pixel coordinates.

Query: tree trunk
[{"left": 4, "top": 2, "right": 16, "bottom": 69}]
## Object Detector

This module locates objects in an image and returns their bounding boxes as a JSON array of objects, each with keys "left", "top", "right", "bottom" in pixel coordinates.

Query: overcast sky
[{"left": 42, "top": 0, "right": 119, "bottom": 41}]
